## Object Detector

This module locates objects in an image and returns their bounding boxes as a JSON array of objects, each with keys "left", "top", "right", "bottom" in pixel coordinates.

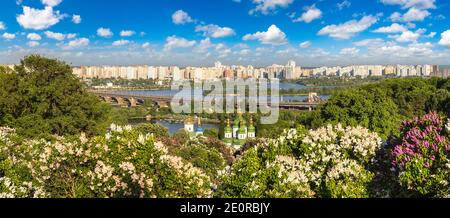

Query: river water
[
  {"left": 112, "top": 82, "right": 331, "bottom": 102},
  {"left": 120, "top": 82, "right": 331, "bottom": 133}
]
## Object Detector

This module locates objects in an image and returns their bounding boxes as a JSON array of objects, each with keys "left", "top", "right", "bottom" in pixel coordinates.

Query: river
[
  {"left": 111, "top": 82, "right": 331, "bottom": 102},
  {"left": 129, "top": 119, "right": 220, "bottom": 134},
  {"left": 122, "top": 82, "right": 331, "bottom": 133}
]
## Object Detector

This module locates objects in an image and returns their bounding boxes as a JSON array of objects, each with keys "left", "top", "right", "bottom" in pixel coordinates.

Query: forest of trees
[{"left": 308, "top": 77, "right": 450, "bottom": 138}]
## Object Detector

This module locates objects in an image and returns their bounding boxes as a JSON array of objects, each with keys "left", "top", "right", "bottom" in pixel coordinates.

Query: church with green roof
[{"left": 224, "top": 114, "right": 256, "bottom": 149}]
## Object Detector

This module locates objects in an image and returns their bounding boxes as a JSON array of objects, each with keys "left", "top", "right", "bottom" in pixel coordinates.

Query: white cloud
[
  {"left": 402, "top": 8, "right": 430, "bottom": 21},
  {"left": 318, "top": 15, "right": 378, "bottom": 39},
  {"left": 250, "top": 0, "right": 294, "bottom": 15},
  {"left": 44, "top": 31, "right": 65, "bottom": 40},
  {"left": 27, "top": 33, "right": 41, "bottom": 41},
  {"left": 17, "top": 6, "right": 64, "bottom": 30},
  {"left": 389, "top": 12, "right": 402, "bottom": 21},
  {"left": 380, "top": 0, "right": 436, "bottom": 10},
  {"left": 67, "top": 33, "right": 77, "bottom": 39},
  {"left": 406, "top": 22, "right": 416, "bottom": 28},
  {"left": 72, "top": 15, "right": 81, "bottom": 24},
  {"left": 415, "top": 28, "right": 426, "bottom": 34},
  {"left": 389, "top": 30, "right": 420, "bottom": 42},
  {"left": 97, "top": 27, "right": 113, "bottom": 38},
  {"left": 243, "top": 24, "right": 288, "bottom": 45},
  {"left": 375, "top": 42, "right": 434, "bottom": 58},
  {"left": 164, "top": 36, "right": 196, "bottom": 51},
  {"left": 373, "top": 23, "right": 408, "bottom": 33},
  {"left": 27, "top": 41, "right": 40, "bottom": 47},
  {"left": 426, "top": 32, "right": 436, "bottom": 38},
  {"left": 340, "top": 47, "right": 360, "bottom": 56},
  {"left": 0, "top": 22, "right": 5, "bottom": 30},
  {"left": 310, "top": 48, "right": 330, "bottom": 58},
  {"left": 337, "top": 0, "right": 351, "bottom": 10},
  {"left": 293, "top": 5, "right": 322, "bottom": 23},
  {"left": 120, "top": 30, "right": 136, "bottom": 37},
  {"left": 235, "top": 49, "right": 251, "bottom": 56},
  {"left": 233, "top": 43, "right": 249, "bottom": 49},
  {"left": 299, "top": 41, "right": 312, "bottom": 48},
  {"left": 2, "top": 33, "right": 15, "bottom": 40},
  {"left": 142, "top": 42, "right": 151, "bottom": 49},
  {"left": 172, "top": 10, "right": 194, "bottom": 25},
  {"left": 195, "top": 38, "right": 214, "bottom": 53},
  {"left": 390, "top": 7, "right": 430, "bottom": 22},
  {"left": 195, "top": 24, "right": 236, "bottom": 38},
  {"left": 438, "top": 30, "right": 450, "bottom": 47},
  {"left": 41, "top": 0, "right": 62, "bottom": 7},
  {"left": 216, "top": 43, "right": 232, "bottom": 58},
  {"left": 215, "top": 43, "right": 227, "bottom": 51},
  {"left": 64, "top": 38, "right": 89, "bottom": 49},
  {"left": 112, "top": 40, "right": 131, "bottom": 46},
  {"left": 354, "top": 38, "right": 387, "bottom": 47}
]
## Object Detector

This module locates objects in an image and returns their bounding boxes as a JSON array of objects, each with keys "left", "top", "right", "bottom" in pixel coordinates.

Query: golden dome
[{"left": 184, "top": 116, "right": 194, "bottom": 125}]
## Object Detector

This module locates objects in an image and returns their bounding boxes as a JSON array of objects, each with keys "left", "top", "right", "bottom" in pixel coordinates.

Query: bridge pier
[
  {"left": 155, "top": 100, "right": 169, "bottom": 108},
  {"left": 112, "top": 97, "right": 126, "bottom": 107},
  {"left": 128, "top": 97, "right": 138, "bottom": 107},
  {"left": 102, "top": 96, "right": 112, "bottom": 103}
]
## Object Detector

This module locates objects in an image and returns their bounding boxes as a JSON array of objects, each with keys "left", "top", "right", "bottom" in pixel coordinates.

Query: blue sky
[{"left": 0, "top": 0, "right": 450, "bottom": 67}]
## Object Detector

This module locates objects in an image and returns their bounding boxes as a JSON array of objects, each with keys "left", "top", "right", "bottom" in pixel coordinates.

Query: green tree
[
  {"left": 314, "top": 87, "right": 401, "bottom": 139},
  {"left": 173, "top": 129, "right": 190, "bottom": 145},
  {"left": 134, "top": 123, "right": 170, "bottom": 139},
  {"left": 0, "top": 55, "right": 112, "bottom": 138},
  {"left": 203, "top": 128, "right": 219, "bottom": 138}
]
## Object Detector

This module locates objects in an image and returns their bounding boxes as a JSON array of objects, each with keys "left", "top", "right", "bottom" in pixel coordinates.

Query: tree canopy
[
  {"left": 310, "top": 78, "right": 450, "bottom": 139},
  {"left": 0, "top": 55, "right": 112, "bottom": 138}
]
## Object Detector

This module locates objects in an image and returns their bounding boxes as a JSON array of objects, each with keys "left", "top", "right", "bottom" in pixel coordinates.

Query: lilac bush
[{"left": 391, "top": 112, "right": 450, "bottom": 197}]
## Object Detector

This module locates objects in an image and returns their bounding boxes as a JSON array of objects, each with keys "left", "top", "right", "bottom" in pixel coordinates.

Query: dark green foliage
[
  {"left": 294, "top": 76, "right": 386, "bottom": 87},
  {"left": 256, "top": 120, "right": 293, "bottom": 138},
  {"left": 314, "top": 87, "right": 401, "bottom": 138},
  {"left": 134, "top": 123, "right": 170, "bottom": 139},
  {"left": 173, "top": 129, "right": 190, "bottom": 145},
  {"left": 309, "top": 77, "right": 450, "bottom": 139},
  {"left": 176, "top": 143, "right": 225, "bottom": 179},
  {"left": 203, "top": 128, "right": 219, "bottom": 138},
  {"left": 0, "top": 55, "right": 112, "bottom": 138}
]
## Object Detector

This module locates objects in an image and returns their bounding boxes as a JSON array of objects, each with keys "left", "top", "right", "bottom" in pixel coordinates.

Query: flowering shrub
[
  {"left": 391, "top": 112, "right": 450, "bottom": 197},
  {"left": 217, "top": 125, "right": 382, "bottom": 198},
  {"left": 176, "top": 137, "right": 227, "bottom": 180},
  {"left": 302, "top": 124, "right": 382, "bottom": 197},
  {"left": 0, "top": 124, "right": 211, "bottom": 198}
]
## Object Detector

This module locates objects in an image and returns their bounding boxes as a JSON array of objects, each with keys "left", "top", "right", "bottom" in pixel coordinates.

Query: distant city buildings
[
  {"left": 3, "top": 61, "right": 444, "bottom": 81},
  {"left": 71, "top": 61, "right": 443, "bottom": 81}
]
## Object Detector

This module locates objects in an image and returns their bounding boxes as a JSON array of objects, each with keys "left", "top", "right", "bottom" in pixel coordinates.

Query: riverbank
[{"left": 129, "top": 114, "right": 221, "bottom": 124}]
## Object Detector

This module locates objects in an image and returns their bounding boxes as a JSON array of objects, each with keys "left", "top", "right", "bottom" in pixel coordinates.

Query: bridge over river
[{"left": 89, "top": 90, "right": 323, "bottom": 111}]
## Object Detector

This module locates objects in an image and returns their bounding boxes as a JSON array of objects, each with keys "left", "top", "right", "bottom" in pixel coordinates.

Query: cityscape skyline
[
  {"left": 0, "top": 0, "right": 450, "bottom": 66},
  {"left": 64, "top": 61, "right": 447, "bottom": 81}
]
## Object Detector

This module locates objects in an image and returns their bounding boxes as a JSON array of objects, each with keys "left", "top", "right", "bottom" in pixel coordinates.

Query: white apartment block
[
  {"left": 313, "top": 67, "right": 327, "bottom": 76},
  {"left": 368, "top": 65, "right": 383, "bottom": 76}
]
